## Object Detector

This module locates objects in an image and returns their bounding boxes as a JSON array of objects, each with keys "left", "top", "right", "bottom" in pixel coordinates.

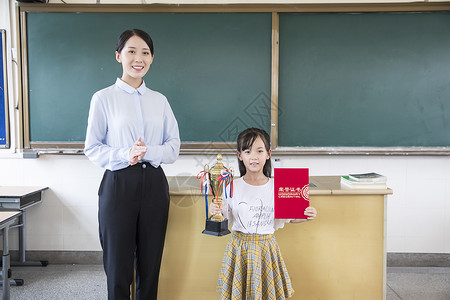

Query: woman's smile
[{"left": 116, "top": 35, "right": 154, "bottom": 88}]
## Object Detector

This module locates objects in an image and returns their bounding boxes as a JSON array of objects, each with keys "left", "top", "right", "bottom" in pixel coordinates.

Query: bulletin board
[{"left": 0, "top": 29, "right": 9, "bottom": 149}]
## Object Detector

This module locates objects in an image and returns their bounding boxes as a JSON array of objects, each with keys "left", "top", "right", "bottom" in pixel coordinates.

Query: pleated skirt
[{"left": 217, "top": 231, "right": 294, "bottom": 300}]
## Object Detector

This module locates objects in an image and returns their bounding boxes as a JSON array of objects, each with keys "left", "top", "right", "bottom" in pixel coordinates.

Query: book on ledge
[
  {"left": 274, "top": 168, "right": 309, "bottom": 219},
  {"left": 341, "top": 174, "right": 387, "bottom": 189},
  {"left": 348, "top": 172, "right": 387, "bottom": 183}
]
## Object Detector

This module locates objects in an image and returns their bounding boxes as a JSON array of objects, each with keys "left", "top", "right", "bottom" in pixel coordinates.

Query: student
[
  {"left": 210, "top": 127, "right": 317, "bottom": 300},
  {"left": 84, "top": 29, "right": 180, "bottom": 300}
]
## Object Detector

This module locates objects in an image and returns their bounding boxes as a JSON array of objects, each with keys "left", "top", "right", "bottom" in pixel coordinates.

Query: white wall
[{"left": 1, "top": 0, "right": 450, "bottom": 253}]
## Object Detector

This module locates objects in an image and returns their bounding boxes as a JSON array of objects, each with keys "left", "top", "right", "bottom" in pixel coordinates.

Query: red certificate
[{"left": 274, "top": 168, "right": 310, "bottom": 219}]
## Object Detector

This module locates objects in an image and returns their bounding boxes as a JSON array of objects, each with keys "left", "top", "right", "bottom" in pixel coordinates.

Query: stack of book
[{"left": 340, "top": 172, "right": 387, "bottom": 189}]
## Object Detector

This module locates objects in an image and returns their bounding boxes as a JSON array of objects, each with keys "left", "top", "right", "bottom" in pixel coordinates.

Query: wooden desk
[
  {"left": 159, "top": 176, "right": 392, "bottom": 300},
  {"left": 0, "top": 187, "right": 48, "bottom": 268},
  {"left": 0, "top": 210, "right": 22, "bottom": 300}
]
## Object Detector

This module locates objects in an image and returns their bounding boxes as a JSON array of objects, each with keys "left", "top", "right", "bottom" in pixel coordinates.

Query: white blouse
[{"left": 84, "top": 78, "right": 180, "bottom": 171}]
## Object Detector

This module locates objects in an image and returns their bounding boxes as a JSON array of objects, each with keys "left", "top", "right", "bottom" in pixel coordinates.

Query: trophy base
[{"left": 202, "top": 218, "right": 231, "bottom": 236}]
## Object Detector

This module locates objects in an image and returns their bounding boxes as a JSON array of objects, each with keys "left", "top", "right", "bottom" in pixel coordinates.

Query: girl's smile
[{"left": 238, "top": 136, "right": 271, "bottom": 181}]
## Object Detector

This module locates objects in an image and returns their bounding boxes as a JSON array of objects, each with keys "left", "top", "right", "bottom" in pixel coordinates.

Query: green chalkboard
[
  {"left": 278, "top": 12, "right": 450, "bottom": 147},
  {"left": 26, "top": 12, "right": 272, "bottom": 143}
]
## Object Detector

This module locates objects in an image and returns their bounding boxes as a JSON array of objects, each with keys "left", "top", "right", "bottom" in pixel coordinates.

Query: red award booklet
[{"left": 274, "top": 168, "right": 310, "bottom": 219}]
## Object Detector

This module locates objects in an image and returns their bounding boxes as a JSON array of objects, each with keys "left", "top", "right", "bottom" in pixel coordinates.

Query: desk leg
[
  {"left": 12, "top": 212, "right": 48, "bottom": 267},
  {"left": 2, "top": 226, "right": 11, "bottom": 300},
  {"left": 18, "top": 213, "right": 25, "bottom": 264}
]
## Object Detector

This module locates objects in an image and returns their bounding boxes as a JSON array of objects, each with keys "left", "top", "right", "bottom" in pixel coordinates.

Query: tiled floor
[
  {"left": 4, "top": 265, "right": 450, "bottom": 299},
  {"left": 8, "top": 264, "right": 106, "bottom": 300},
  {"left": 387, "top": 267, "right": 450, "bottom": 300}
]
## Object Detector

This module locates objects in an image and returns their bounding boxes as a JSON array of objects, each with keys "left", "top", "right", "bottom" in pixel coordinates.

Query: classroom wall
[{"left": 1, "top": 0, "right": 450, "bottom": 254}]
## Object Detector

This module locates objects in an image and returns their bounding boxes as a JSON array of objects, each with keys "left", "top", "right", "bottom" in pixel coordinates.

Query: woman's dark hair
[
  {"left": 116, "top": 29, "right": 154, "bottom": 55},
  {"left": 236, "top": 127, "right": 272, "bottom": 178}
]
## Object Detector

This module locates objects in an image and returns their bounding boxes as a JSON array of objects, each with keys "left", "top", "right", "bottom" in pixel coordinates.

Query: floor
[
  {"left": 3, "top": 265, "right": 450, "bottom": 299},
  {"left": 386, "top": 267, "right": 450, "bottom": 300},
  {"left": 8, "top": 264, "right": 106, "bottom": 300}
]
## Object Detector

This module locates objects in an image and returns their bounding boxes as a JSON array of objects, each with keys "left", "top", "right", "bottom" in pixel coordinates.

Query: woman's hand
[
  {"left": 209, "top": 202, "right": 222, "bottom": 216},
  {"left": 129, "top": 137, "right": 147, "bottom": 165}
]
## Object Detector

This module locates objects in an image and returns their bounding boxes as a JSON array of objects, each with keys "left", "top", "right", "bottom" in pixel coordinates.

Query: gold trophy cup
[{"left": 202, "top": 153, "right": 231, "bottom": 236}]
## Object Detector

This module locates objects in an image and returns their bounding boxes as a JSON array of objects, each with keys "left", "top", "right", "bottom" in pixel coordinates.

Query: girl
[
  {"left": 84, "top": 29, "right": 180, "bottom": 300},
  {"left": 210, "top": 127, "right": 317, "bottom": 300}
]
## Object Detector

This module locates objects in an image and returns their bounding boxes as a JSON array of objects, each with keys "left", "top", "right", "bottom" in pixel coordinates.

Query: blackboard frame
[
  {"left": 18, "top": 2, "right": 450, "bottom": 155},
  {"left": 0, "top": 29, "right": 10, "bottom": 149}
]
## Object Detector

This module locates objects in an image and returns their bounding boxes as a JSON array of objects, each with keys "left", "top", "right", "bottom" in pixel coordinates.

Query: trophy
[{"left": 197, "top": 153, "right": 232, "bottom": 236}]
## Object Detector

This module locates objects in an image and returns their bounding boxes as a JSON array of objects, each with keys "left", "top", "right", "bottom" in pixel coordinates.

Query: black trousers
[{"left": 98, "top": 162, "right": 170, "bottom": 300}]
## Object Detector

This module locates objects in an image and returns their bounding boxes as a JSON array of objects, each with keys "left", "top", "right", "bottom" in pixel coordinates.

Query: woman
[{"left": 84, "top": 29, "right": 180, "bottom": 300}]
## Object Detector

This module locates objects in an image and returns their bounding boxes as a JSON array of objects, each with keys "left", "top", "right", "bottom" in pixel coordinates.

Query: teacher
[{"left": 84, "top": 29, "right": 180, "bottom": 300}]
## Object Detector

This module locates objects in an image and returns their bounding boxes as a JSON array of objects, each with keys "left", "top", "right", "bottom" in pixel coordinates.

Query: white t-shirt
[{"left": 222, "top": 177, "right": 290, "bottom": 234}]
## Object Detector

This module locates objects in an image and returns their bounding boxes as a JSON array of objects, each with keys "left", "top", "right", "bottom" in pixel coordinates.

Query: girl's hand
[
  {"left": 129, "top": 137, "right": 147, "bottom": 165},
  {"left": 209, "top": 202, "right": 222, "bottom": 216},
  {"left": 304, "top": 206, "right": 317, "bottom": 220},
  {"left": 290, "top": 206, "right": 317, "bottom": 223}
]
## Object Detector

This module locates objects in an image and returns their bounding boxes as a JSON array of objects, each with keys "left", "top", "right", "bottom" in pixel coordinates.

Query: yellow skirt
[{"left": 217, "top": 231, "right": 294, "bottom": 300}]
